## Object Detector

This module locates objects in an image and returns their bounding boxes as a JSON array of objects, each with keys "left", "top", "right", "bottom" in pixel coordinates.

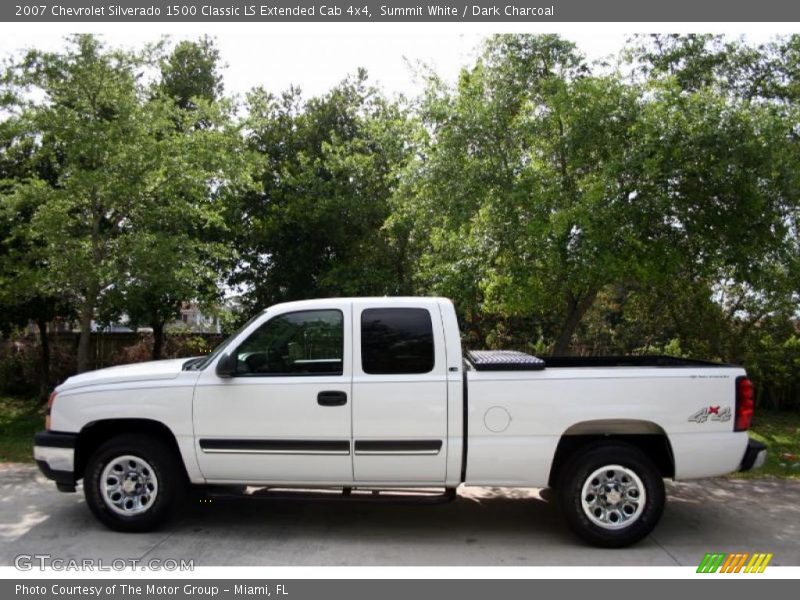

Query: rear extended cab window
[{"left": 360, "top": 307, "right": 434, "bottom": 374}]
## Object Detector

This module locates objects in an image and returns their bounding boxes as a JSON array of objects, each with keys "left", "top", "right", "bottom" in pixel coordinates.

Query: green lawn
[
  {"left": 729, "top": 409, "right": 800, "bottom": 480},
  {"left": 2, "top": 395, "right": 798, "bottom": 479},
  {"left": 0, "top": 396, "right": 43, "bottom": 463}
]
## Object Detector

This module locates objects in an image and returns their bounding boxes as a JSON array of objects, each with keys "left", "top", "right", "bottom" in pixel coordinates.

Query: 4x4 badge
[{"left": 688, "top": 406, "right": 732, "bottom": 423}]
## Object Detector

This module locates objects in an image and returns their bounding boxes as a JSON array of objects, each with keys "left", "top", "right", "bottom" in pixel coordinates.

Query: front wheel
[
  {"left": 84, "top": 434, "right": 186, "bottom": 532},
  {"left": 557, "top": 443, "right": 665, "bottom": 547}
]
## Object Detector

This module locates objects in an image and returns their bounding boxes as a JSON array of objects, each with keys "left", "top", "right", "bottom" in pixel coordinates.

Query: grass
[
  {"left": 1, "top": 395, "right": 798, "bottom": 479},
  {"left": 729, "top": 409, "right": 800, "bottom": 480},
  {"left": 0, "top": 396, "right": 44, "bottom": 463}
]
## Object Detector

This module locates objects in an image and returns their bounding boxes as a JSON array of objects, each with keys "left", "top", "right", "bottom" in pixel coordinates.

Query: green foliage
[
  {"left": 0, "top": 344, "right": 37, "bottom": 396},
  {"left": 0, "top": 85, "right": 62, "bottom": 333},
  {"left": 394, "top": 35, "right": 680, "bottom": 351},
  {"left": 741, "top": 323, "right": 800, "bottom": 410},
  {"left": 103, "top": 38, "right": 248, "bottom": 359},
  {"left": 231, "top": 69, "right": 413, "bottom": 310},
  {"left": 0, "top": 33, "right": 798, "bottom": 410},
  {"left": 731, "top": 410, "right": 800, "bottom": 479},
  {"left": 0, "top": 395, "right": 43, "bottom": 462},
  {"left": 2, "top": 35, "right": 246, "bottom": 367},
  {"left": 389, "top": 34, "right": 800, "bottom": 408},
  {"left": 2, "top": 36, "right": 168, "bottom": 370},
  {"left": 158, "top": 36, "right": 223, "bottom": 111}
]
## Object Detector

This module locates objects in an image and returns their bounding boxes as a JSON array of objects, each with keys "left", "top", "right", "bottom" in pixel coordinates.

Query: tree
[
  {"left": 157, "top": 36, "right": 223, "bottom": 111},
  {"left": 103, "top": 37, "right": 245, "bottom": 359},
  {"left": 0, "top": 85, "right": 73, "bottom": 394},
  {"left": 393, "top": 33, "right": 799, "bottom": 358},
  {"left": 393, "top": 35, "right": 656, "bottom": 353},
  {"left": 231, "top": 70, "right": 413, "bottom": 311},
  {"left": 4, "top": 35, "right": 242, "bottom": 371},
  {"left": 619, "top": 34, "right": 800, "bottom": 407}
]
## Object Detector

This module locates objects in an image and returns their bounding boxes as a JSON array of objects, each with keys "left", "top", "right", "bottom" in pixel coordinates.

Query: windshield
[{"left": 183, "top": 311, "right": 265, "bottom": 371}]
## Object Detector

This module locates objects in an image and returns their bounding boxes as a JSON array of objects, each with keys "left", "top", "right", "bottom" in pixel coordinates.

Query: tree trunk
[
  {"left": 36, "top": 318, "right": 50, "bottom": 399},
  {"left": 76, "top": 306, "right": 94, "bottom": 373},
  {"left": 152, "top": 321, "right": 165, "bottom": 361},
  {"left": 552, "top": 288, "right": 599, "bottom": 356}
]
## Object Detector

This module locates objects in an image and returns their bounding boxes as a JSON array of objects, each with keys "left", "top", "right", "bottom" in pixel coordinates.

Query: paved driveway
[{"left": 1, "top": 464, "right": 798, "bottom": 566}]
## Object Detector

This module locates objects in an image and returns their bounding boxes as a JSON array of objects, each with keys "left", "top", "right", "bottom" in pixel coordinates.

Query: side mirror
[{"left": 215, "top": 352, "right": 237, "bottom": 378}]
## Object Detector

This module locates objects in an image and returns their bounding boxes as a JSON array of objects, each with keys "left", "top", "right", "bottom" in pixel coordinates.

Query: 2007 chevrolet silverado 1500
[{"left": 34, "top": 297, "right": 767, "bottom": 547}]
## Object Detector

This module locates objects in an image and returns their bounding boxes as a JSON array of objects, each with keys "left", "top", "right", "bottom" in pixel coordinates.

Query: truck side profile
[{"left": 34, "top": 297, "right": 766, "bottom": 547}]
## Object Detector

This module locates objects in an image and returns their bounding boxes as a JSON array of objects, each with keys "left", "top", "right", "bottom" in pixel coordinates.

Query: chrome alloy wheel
[
  {"left": 580, "top": 464, "right": 646, "bottom": 530},
  {"left": 100, "top": 455, "right": 159, "bottom": 516}
]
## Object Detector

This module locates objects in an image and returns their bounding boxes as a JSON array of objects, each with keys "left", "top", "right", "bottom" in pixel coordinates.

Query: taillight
[
  {"left": 735, "top": 377, "right": 754, "bottom": 432},
  {"left": 45, "top": 391, "right": 57, "bottom": 431}
]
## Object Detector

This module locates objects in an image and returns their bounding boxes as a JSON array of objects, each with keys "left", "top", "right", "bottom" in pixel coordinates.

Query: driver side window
[{"left": 235, "top": 309, "right": 343, "bottom": 376}]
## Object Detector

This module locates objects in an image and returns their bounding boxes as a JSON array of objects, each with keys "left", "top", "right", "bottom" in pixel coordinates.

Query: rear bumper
[
  {"left": 34, "top": 431, "right": 78, "bottom": 492},
  {"left": 739, "top": 438, "right": 768, "bottom": 472}
]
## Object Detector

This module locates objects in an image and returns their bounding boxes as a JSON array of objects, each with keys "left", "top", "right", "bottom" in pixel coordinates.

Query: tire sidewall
[
  {"left": 84, "top": 435, "right": 181, "bottom": 532},
  {"left": 558, "top": 444, "right": 665, "bottom": 548}
]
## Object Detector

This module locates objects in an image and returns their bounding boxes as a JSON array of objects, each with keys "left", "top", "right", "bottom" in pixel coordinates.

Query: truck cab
[{"left": 192, "top": 297, "right": 463, "bottom": 486}]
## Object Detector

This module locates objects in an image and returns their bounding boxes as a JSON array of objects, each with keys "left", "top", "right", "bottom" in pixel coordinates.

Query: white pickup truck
[{"left": 34, "top": 297, "right": 766, "bottom": 547}]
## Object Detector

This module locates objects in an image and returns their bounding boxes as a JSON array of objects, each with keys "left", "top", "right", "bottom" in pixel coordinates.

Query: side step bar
[{"left": 198, "top": 485, "right": 458, "bottom": 504}]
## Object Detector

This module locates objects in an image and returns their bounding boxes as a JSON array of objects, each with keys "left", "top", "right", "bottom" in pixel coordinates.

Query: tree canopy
[{"left": 0, "top": 33, "right": 798, "bottom": 408}]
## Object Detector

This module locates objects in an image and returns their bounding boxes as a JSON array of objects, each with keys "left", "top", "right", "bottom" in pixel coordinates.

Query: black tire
[
  {"left": 556, "top": 442, "right": 665, "bottom": 548},
  {"left": 83, "top": 434, "right": 187, "bottom": 532}
]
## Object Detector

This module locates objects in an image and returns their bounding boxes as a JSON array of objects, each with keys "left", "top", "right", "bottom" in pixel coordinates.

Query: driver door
[{"left": 192, "top": 302, "right": 353, "bottom": 484}]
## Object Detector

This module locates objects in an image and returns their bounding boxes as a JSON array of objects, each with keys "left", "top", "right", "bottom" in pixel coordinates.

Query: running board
[{"left": 199, "top": 485, "right": 457, "bottom": 504}]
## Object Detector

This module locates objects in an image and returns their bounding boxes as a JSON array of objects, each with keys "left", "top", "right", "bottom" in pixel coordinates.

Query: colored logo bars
[{"left": 697, "top": 552, "right": 773, "bottom": 573}]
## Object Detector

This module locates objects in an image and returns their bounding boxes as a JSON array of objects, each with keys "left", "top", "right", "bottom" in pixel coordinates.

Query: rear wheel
[
  {"left": 84, "top": 434, "right": 186, "bottom": 532},
  {"left": 557, "top": 443, "right": 665, "bottom": 547}
]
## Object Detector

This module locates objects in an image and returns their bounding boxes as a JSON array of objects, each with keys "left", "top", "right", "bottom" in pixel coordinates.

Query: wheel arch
[
  {"left": 74, "top": 418, "right": 187, "bottom": 481},
  {"left": 547, "top": 419, "right": 675, "bottom": 487}
]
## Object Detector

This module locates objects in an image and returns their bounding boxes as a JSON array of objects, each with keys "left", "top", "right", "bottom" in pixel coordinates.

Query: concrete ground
[{"left": 1, "top": 464, "right": 798, "bottom": 566}]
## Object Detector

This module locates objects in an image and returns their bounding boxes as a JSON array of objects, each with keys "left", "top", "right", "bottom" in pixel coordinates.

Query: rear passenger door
[{"left": 351, "top": 300, "right": 448, "bottom": 483}]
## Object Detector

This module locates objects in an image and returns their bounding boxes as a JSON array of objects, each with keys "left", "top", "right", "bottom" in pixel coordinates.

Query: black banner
[
  {"left": 3, "top": 0, "right": 800, "bottom": 22},
  {"left": 4, "top": 580, "right": 799, "bottom": 600}
]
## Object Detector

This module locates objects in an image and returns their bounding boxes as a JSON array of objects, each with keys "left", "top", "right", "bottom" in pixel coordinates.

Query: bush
[{"left": 0, "top": 342, "right": 38, "bottom": 397}]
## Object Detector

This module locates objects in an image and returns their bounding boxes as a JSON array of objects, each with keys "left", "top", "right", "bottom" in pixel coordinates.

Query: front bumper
[
  {"left": 739, "top": 438, "right": 768, "bottom": 472},
  {"left": 34, "top": 431, "right": 78, "bottom": 492}
]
